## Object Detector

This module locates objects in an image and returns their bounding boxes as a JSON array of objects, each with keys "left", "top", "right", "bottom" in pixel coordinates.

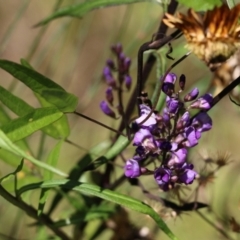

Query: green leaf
[
  {"left": 177, "top": 0, "right": 222, "bottom": 11},
  {"left": 1, "top": 107, "right": 63, "bottom": 142},
  {"left": 35, "top": 93, "right": 70, "bottom": 138},
  {"left": 0, "top": 130, "right": 67, "bottom": 177},
  {"left": 18, "top": 180, "right": 178, "bottom": 240},
  {"left": 53, "top": 203, "right": 116, "bottom": 227},
  {"left": 35, "top": 0, "right": 153, "bottom": 26},
  {"left": 20, "top": 58, "right": 34, "bottom": 69},
  {"left": 38, "top": 140, "right": 63, "bottom": 216},
  {"left": 0, "top": 87, "right": 69, "bottom": 138},
  {"left": 0, "top": 60, "right": 78, "bottom": 112},
  {"left": 0, "top": 85, "right": 34, "bottom": 116},
  {"left": 47, "top": 140, "right": 111, "bottom": 215},
  {"left": 86, "top": 135, "right": 129, "bottom": 171}
]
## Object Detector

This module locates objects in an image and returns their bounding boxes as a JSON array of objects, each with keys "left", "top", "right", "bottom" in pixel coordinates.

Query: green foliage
[
  {"left": 0, "top": 60, "right": 78, "bottom": 112},
  {"left": 177, "top": 0, "right": 222, "bottom": 11},
  {"left": 18, "top": 179, "right": 179, "bottom": 240},
  {"left": 35, "top": 0, "right": 153, "bottom": 27},
  {"left": 2, "top": 0, "right": 236, "bottom": 239}
]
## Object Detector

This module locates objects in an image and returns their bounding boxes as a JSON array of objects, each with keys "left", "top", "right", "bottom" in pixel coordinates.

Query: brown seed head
[{"left": 163, "top": 4, "right": 240, "bottom": 71}]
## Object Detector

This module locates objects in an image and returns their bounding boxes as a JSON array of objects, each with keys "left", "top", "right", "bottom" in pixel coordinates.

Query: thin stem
[
  {"left": 117, "top": 0, "right": 179, "bottom": 133},
  {"left": 196, "top": 210, "right": 234, "bottom": 240},
  {"left": 0, "top": 185, "right": 70, "bottom": 240},
  {"left": 137, "top": 51, "right": 190, "bottom": 127},
  {"left": 72, "top": 111, "right": 126, "bottom": 137}
]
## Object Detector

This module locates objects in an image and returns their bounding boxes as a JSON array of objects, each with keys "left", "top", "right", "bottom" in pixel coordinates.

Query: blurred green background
[{"left": 0, "top": 0, "right": 240, "bottom": 239}]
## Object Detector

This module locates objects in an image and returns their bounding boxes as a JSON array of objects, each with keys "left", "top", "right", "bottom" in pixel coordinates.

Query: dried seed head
[{"left": 163, "top": 4, "right": 240, "bottom": 71}]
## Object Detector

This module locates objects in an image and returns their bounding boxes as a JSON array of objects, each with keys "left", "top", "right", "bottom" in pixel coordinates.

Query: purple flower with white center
[
  {"left": 178, "top": 163, "right": 197, "bottom": 184},
  {"left": 177, "top": 111, "right": 190, "bottom": 129},
  {"left": 184, "top": 87, "right": 199, "bottom": 101},
  {"left": 190, "top": 93, "right": 213, "bottom": 110},
  {"left": 184, "top": 126, "right": 201, "bottom": 147},
  {"left": 100, "top": 101, "right": 116, "bottom": 118},
  {"left": 121, "top": 72, "right": 213, "bottom": 191},
  {"left": 168, "top": 148, "right": 188, "bottom": 166},
  {"left": 124, "top": 159, "right": 141, "bottom": 178},
  {"left": 192, "top": 112, "right": 212, "bottom": 132},
  {"left": 135, "top": 104, "right": 157, "bottom": 128},
  {"left": 164, "top": 73, "right": 177, "bottom": 83}
]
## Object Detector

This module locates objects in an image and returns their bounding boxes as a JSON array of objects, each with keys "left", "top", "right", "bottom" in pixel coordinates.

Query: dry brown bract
[{"left": 163, "top": 4, "right": 240, "bottom": 71}]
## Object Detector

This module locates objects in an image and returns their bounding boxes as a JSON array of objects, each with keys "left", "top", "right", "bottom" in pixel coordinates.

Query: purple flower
[
  {"left": 104, "top": 74, "right": 116, "bottom": 88},
  {"left": 164, "top": 73, "right": 177, "bottom": 84},
  {"left": 121, "top": 70, "right": 212, "bottom": 191},
  {"left": 178, "top": 163, "right": 197, "bottom": 184},
  {"left": 159, "top": 141, "right": 172, "bottom": 151},
  {"left": 192, "top": 112, "right": 212, "bottom": 132},
  {"left": 166, "top": 97, "right": 181, "bottom": 114},
  {"left": 190, "top": 93, "right": 213, "bottom": 110},
  {"left": 111, "top": 43, "right": 122, "bottom": 54},
  {"left": 184, "top": 126, "right": 201, "bottom": 147},
  {"left": 106, "top": 59, "right": 115, "bottom": 69},
  {"left": 124, "top": 159, "right": 141, "bottom": 178},
  {"left": 124, "top": 57, "right": 131, "bottom": 70},
  {"left": 133, "top": 129, "right": 153, "bottom": 146},
  {"left": 105, "top": 87, "right": 114, "bottom": 104},
  {"left": 168, "top": 148, "right": 188, "bottom": 166},
  {"left": 177, "top": 111, "right": 190, "bottom": 129},
  {"left": 184, "top": 87, "right": 199, "bottom": 101},
  {"left": 100, "top": 101, "right": 116, "bottom": 118},
  {"left": 125, "top": 75, "right": 132, "bottom": 90},
  {"left": 103, "top": 66, "right": 111, "bottom": 77},
  {"left": 135, "top": 105, "right": 157, "bottom": 127},
  {"left": 154, "top": 167, "right": 172, "bottom": 191}
]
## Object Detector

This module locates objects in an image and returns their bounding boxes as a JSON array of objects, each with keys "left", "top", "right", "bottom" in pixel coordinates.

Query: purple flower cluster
[
  {"left": 100, "top": 44, "right": 132, "bottom": 118},
  {"left": 124, "top": 73, "right": 213, "bottom": 191}
]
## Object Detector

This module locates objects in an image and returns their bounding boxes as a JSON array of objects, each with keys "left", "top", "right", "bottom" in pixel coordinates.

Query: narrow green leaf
[
  {"left": 0, "top": 60, "right": 78, "bottom": 112},
  {"left": 0, "top": 88, "right": 69, "bottom": 138},
  {"left": 19, "top": 59, "right": 70, "bottom": 138},
  {"left": 0, "top": 86, "right": 34, "bottom": 116},
  {"left": 1, "top": 107, "right": 63, "bottom": 142},
  {"left": 177, "top": 0, "right": 221, "bottom": 11},
  {"left": 20, "top": 58, "right": 34, "bottom": 69},
  {"left": 53, "top": 203, "right": 116, "bottom": 227},
  {"left": 45, "top": 140, "right": 63, "bottom": 180},
  {"left": 0, "top": 130, "right": 67, "bottom": 177},
  {"left": 34, "top": 0, "right": 153, "bottom": 26},
  {"left": 87, "top": 135, "right": 129, "bottom": 171},
  {"left": 0, "top": 149, "right": 28, "bottom": 172},
  {"left": 47, "top": 140, "right": 111, "bottom": 215},
  {"left": 38, "top": 140, "right": 63, "bottom": 216},
  {"left": 18, "top": 180, "right": 178, "bottom": 240},
  {"left": 35, "top": 93, "right": 70, "bottom": 138}
]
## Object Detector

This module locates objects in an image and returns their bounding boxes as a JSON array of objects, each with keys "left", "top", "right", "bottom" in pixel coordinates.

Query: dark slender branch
[
  {"left": 72, "top": 111, "right": 126, "bottom": 137},
  {"left": 117, "top": 0, "right": 180, "bottom": 133},
  {"left": 211, "top": 75, "right": 240, "bottom": 107}
]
